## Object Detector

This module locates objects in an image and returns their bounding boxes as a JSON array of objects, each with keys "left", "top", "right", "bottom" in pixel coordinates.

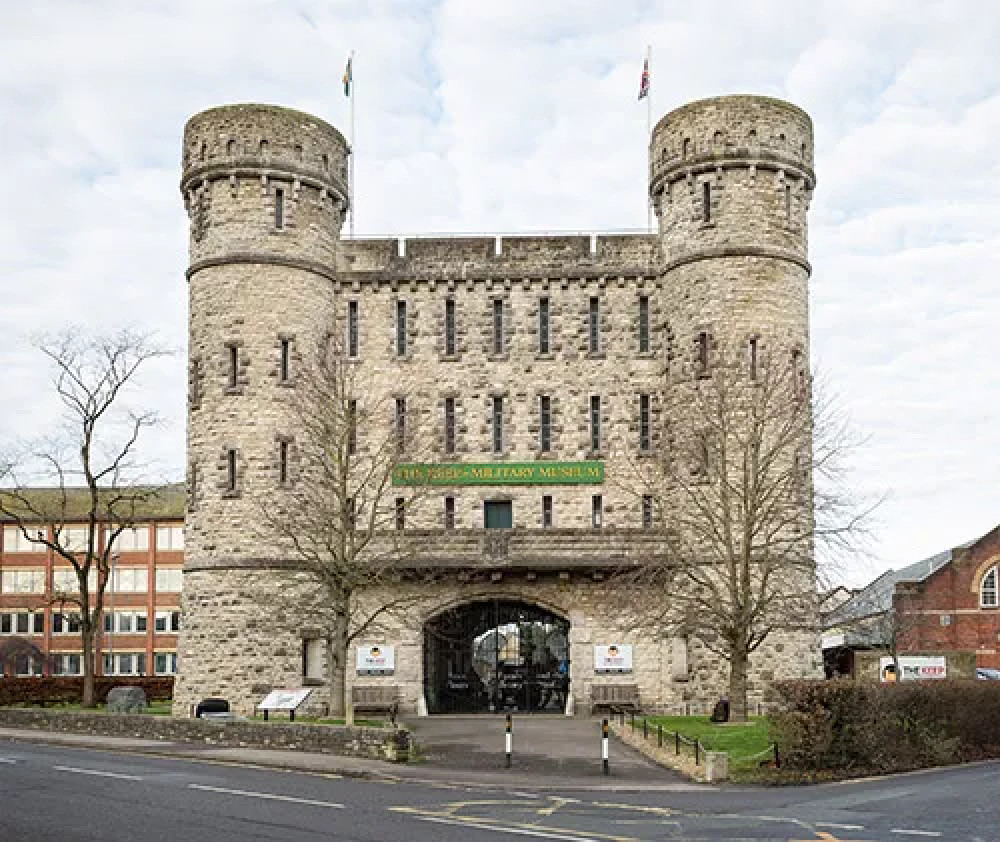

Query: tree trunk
[
  {"left": 81, "top": 626, "right": 97, "bottom": 708},
  {"left": 728, "top": 646, "right": 749, "bottom": 722},
  {"left": 327, "top": 608, "right": 350, "bottom": 718}
]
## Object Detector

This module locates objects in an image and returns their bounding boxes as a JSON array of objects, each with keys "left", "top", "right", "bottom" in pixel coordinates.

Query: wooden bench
[
  {"left": 351, "top": 685, "right": 401, "bottom": 723},
  {"left": 590, "top": 683, "right": 640, "bottom": 713}
]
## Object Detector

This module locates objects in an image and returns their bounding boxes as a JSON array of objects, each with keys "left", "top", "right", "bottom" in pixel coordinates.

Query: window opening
[
  {"left": 639, "top": 394, "right": 651, "bottom": 452},
  {"left": 538, "top": 297, "right": 550, "bottom": 354},
  {"left": 492, "top": 396, "right": 504, "bottom": 454},
  {"left": 638, "top": 295, "right": 650, "bottom": 353},
  {"left": 347, "top": 300, "right": 359, "bottom": 357},
  {"left": 588, "top": 297, "right": 600, "bottom": 353},
  {"left": 396, "top": 300, "right": 407, "bottom": 356},
  {"left": 444, "top": 397, "right": 456, "bottom": 454},
  {"left": 274, "top": 187, "right": 284, "bottom": 230},
  {"left": 445, "top": 299, "right": 456, "bottom": 356},
  {"left": 591, "top": 495, "right": 603, "bottom": 529},
  {"left": 589, "top": 395, "right": 601, "bottom": 453},
  {"left": 226, "top": 449, "right": 237, "bottom": 493},
  {"left": 444, "top": 497, "right": 455, "bottom": 530},
  {"left": 492, "top": 299, "right": 504, "bottom": 355},
  {"left": 703, "top": 181, "right": 711, "bottom": 222},
  {"left": 642, "top": 495, "right": 653, "bottom": 529},
  {"left": 542, "top": 495, "right": 553, "bottom": 528},
  {"left": 539, "top": 395, "right": 551, "bottom": 453}
]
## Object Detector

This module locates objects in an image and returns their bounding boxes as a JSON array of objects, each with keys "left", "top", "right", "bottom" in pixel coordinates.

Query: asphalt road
[{"left": 1, "top": 739, "right": 997, "bottom": 841}]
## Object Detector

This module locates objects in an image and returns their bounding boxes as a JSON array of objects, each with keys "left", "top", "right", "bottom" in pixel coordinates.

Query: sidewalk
[{"left": 0, "top": 716, "right": 701, "bottom": 792}]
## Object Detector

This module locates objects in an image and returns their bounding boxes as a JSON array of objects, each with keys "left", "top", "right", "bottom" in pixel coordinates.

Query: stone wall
[{"left": 0, "top": 708, "right": 410, "bottom": 761}]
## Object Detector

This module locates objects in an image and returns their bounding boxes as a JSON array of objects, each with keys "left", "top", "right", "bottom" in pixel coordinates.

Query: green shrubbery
[
  {"left": 0, "top": 676, "right": 174, "bottom": 707},
  {"left": 771, "top": 679, "right": 1000, "bottom": 774}
]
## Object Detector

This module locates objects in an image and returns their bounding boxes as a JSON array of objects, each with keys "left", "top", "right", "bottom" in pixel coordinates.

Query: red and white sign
[
  {"left": 356, "top": 644, "right": 395, "bottom": 674},
  {"left": 594, "top": 644, "right": 633, "bottom": 673},
  {"left": 879, "top": 655, "right": 947, "bottom": 682}
]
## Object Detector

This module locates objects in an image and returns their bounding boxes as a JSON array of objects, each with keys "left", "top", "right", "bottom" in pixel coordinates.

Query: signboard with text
[
  {"left": 356, "top": 644, "right": 395, "bottom": 675},
  {"left": 594, "top": 644, "right": 633, "bottom": 674},
  {"left": 257, "top": 687, "right": 313, "bottom": 711},
  {"left": 392, "top": 461, "right": 604, "bottom": 486},
  {"left": 879, "top": 655, "right": 947, "bottom": 682}
]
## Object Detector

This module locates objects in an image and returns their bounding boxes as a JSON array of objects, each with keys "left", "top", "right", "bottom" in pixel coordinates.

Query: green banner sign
[{"left": 392, "top": 461, "right": 604, "bottom": 486}]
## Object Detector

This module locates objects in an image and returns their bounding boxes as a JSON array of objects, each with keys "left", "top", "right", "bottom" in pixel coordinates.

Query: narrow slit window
[
  {"left": 396, "top": 300, "right": 407, "bottom": 357},
  {"left": 394, "top": 497, "right": 405, "bottom": 531},
  {"left": 279, "top": 338, "right": 291, "bottom": 382},
  {"left": 591, "top": 495, "right": 603, "bottom": 529},
  {"left": 274, "top": 187, "right": 284, "bottom": 230},
  {"left": 589, "top": 395, "right": 601, "bottom": 453},
  {"left": 227, "top": 344, "right": 238, "bottom": 388},
  {"left": 444, "top": 496, "right": 455, "bottom": 530},
  {"left": 347, "top": 301, "right": 359, "bottom": 358},
  {"left": 347, "top": 399, "right": 357, "bottom": 455},
  {"left": 702, "top": 182, "right": 711, "bottom": 222},
  {"left": 395, "top": 397, "right": 406, "bottom": 450},
  {"left": 542, "top": 495, "right": 553, "bottom": 528},
  {"left": 492, "top": 396, "right": 504, "bottom": 454},
  {"left": 278, "top": 440, "right": 289, "bottom": 485},
  {"left": 638, "top": 295, "right": 650, "bottom": 353},
  {"left": 346, "top": 497, "right": 356, "bottom": 530},
  {"left": 639, "top": 394, "right": 651, "bottom": 452},
  {"left": 444, "top": 397, "right": 456, "bottom": 454},
  {"left": 642, "top": 495, "right": 653, "bottom": 529},
  {"left": 748, "top": 337, "right": 758, "bottom": 380},
  {"left": 697, "top": 332, "right": 709, "bottom": 374},
  {"left": 785, "top": 183, "right": 792, "bottom": 221},
  {"left": 539, "top": 395, "right": 551, "bottom": 453},
  {"left": 538, "top": 297, "right": 550, "bottom": 354},
  {"left": 588, "top": 297, "right": 600, "bottom": 353},
  {"left": 492, "top": 299, "right": 504, "bottom": 355},
  {"left": 226, "top": 449, "right": 237, "bottom": 493},
  {"left": 445, "top": 299, "right": 456, "bottom": 356}
]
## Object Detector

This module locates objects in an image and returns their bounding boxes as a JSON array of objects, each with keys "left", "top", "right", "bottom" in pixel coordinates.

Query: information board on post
[{"left": 256, "top": 687, "right": 313, "bottom": 714}]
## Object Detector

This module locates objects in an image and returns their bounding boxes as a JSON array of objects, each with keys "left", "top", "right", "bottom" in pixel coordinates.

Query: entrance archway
[{"left": 423, "top": 599, "right": 570, "bottom": 714}]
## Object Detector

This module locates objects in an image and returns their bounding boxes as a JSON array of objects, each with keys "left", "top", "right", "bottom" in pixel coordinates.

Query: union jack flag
[{"left": 638, "top": 58, "right": 650, "bottom": 100}]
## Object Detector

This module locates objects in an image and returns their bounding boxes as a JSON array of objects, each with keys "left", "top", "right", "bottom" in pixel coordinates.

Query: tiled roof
[{"left": 0, "top": 483, "right": 185, "bottom": 523}]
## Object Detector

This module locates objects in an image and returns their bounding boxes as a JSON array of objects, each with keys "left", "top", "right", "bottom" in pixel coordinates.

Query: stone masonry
[{"left": 174, "top": 96, "right": 823, "bottom": 716}]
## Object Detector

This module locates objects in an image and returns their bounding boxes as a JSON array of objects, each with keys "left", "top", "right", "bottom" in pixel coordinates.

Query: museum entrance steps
[{"left": 403, "top": 714, "right": 683, "bottom": 780}]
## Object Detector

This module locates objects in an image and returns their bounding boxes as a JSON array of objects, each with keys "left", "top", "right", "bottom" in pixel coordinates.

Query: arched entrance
[{"left": 423, "top": 599, "right": 570, "bottom": 714}]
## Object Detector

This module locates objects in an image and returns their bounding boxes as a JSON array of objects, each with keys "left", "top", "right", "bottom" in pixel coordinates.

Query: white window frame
[
  {"left": 1, "top": 568, "right": 46, "bottom": 594},
  {"left": 154, "top": 610, "right": 181, "bottom": 633},
  {"left": 2, "top": 526, "right": 46, "bottom": 552},
  {"left": 155, "top": 525, "right": 184, "bottom": 551},
  {"left": 103, "top": 611, "right": 148, "bottom": 634},
  {"left": 111, "top": 567, "right": 148, "bottom": 593},
  {"left": 58, "top": 526, "right": 89, "bottom": 552},
  {"left": 154, "top": 652, "right": 178, "bottom": 675},
  {"left": 981, "top": 565, "right": 998, "bottom": 608},
  {"left": 154, "top": 568, "right": 183, "bottom": 592},
  {"left": 103, "top": 652, "right": 146, "bottom": 676},
  {"left": 108, "top": 526, "right": 149, "bottom": 553}
]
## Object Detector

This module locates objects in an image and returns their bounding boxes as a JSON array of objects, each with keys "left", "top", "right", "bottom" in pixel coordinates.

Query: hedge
[
  {"left": 0, "top": 676, "right": 174, "bottom": 707},
  {"left": 770, "top": 679, "right": 1000, "bottom": 774}
]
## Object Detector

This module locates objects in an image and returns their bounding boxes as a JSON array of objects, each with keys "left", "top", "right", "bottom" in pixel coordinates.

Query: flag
[
  {"left": 638, "top": 58, "right": 650, "bottom": 100},
  {"left": 343, "top": 56, "right": 352, "bottom": 97}
]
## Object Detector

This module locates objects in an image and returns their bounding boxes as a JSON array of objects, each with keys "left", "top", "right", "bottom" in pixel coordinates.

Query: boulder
[{"left": 106, "top": 685, "right": 147, "bottom": 714}]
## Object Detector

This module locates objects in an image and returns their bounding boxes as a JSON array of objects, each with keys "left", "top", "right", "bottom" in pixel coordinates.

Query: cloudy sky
[{"left": 1, "top": 0, "right": 997, "bottom": 584}]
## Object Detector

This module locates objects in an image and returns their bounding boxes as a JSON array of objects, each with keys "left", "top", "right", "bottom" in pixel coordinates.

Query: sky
[{"left": 1, "top": 0, "right": 997, "bottom": 586}]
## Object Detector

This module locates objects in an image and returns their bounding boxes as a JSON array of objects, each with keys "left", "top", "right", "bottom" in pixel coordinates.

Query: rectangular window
[
  {"left": 444, "top": 397, "right": 456, "bottom": 454},
  {"left": 347, "top": 399, "right": 358, "bottom": 455},
  {"left": 33, "top": 612, "right": 44, "bottom": 634},
  {"left": 111, "top": 568, "right": 148, "bottom": 593},
  {"left": 588, "top": 297, "right": 600, "bottom": 353},
  {"left": 492, "top": 299, "right": 504, "bottom": 355},
  {"left": 154, "top": 568, "right": 182, "bottom": 592},
  {"left": 395, "top": 300, "right": 407, "bottom": 357},
  {"left": 639, "top": 394, "right": 651, "bottom": 453},
  {"left": 279, "top": 337, "right": 291, "bottom": 381},
  {"left": 589, "top": 395, "right": 601, "bottom": 453},
  {"left": 109, "top": 526, "right": 149, "bottom": 553},
  {"left": 697, "top": 332, "right": 709, "bottom": 374},
  {"left": 104, "top": 611, "right": 147, "bottom": 633},
  {"left": 54, "top": 654, "right": 82, "bottom": 676},
  {"left": 346, "top": 496, "right": 356, "bottom": 531},
  {"left": 104, "top": 653, "right": 146, "bottom": 677},
  {"left": 394, "top": 497, "right": 405, "bottom": 531},
  {"left": 154, "top": 652, "right": 178, "bottom": 675},
  {"left": 1, "top": 569, "right": 46, "bottom": 594},
  {"left": 444, "top": 299, "right": 456, "bottom": 356},
  {"left": 748, "top": 337, "right": 758, "bottom": 380},
  {"left": 226, "top": 449, "right": 237, "bottom": 493},
  {"left": 53, "top": 613, "right": 82, "bottom": 634},
  {"left": 395, "top": 397, "right": 406, "bottom": 450},
  {"left": 538, "top": 297, "right": 550, "bottom": 354},
  {"left": 15, "top": 613, "right": 29, "bottom": 634},
  {"left": 591, "top": 495, "right": 603, "bottom": 529},
  {"left": 279, "top": 439, "right": 289, "bottom": 485},
  {"left": 347, "top": 300, "right": 359, "bottom": 358},
  {"left": 2, "top": 526, "right": 46, "bottom": 552},
  {"left": 542, "top": 495, "right": 553, "bottom": 528},
  {"left": 155, "top": 525, "right": 184, "bottom": 551},
  {"left": 274, "top": 187, "right": 284, "bottom": 229},
  {"left": 642, "top": 495, "right": 654, "bottom": 529},
  {"left": 60, "top": 526, "right": 89, "bottom": 552},
  {"left": 444, "top": 496, "right": 455, "bottom": 529},
  {"left": 154, "top": 611, "right": 181, "bottom": 632},
  {"left": 785, "top": 183, "right": 792, "bottom": 221},
  {"left": 492, "top": 396, "right": 504, "bottom": 454},
  {"left": 539, "top": 395, "right": 551, "bottom": 453},
  {"left": 227, "top": 344, "right": 238, "bottom": 388},
  {"left": 53, "top": 568, "right": 97, "bottom": 594},
  {"left": 703, "top": 181, "right": 711, "bottom": 222},
  {"left": 638, "top": 295, "right": 650, "bottom": 353}
]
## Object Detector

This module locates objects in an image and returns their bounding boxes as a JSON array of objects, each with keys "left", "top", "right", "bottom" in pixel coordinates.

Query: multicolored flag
[
  {"left": 638, "top": 57, "right": 650, "bottom": 100},
  {"left": 343, "top": 56, "right": 352, "bottom": 97}
]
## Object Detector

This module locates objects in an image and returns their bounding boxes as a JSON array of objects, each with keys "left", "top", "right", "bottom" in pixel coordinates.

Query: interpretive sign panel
[
  {"left": 594, "top": 644, "right": 633, "bottom": 673},
  {"left": 356, "top": 644, "right": 395, "bottom": 675},
  {"left": 257, "top": 687, "right": 313, "bottom": 711},
  {"left": 392, "top": 461, "right": 604, "bottom": 486}
]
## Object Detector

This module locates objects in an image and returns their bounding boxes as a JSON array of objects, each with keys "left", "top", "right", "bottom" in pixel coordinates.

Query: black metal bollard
[
  {"left": 643, "top": 718, "right": 648, "bottom": 740},
  {"left": 505, "top": 714, "right": 512, "bottom": 768},
  {"left": 675, "top": 731, "right": 680, "bottom": 755},
  {"left": 601, "top": 718, "right": 609, "bottom": 775},
  {"left": 694, "top": 740, "right": 700, "bottom": 766},
  {"left": 658, "top": 723, "right": 662, "bottom": 748},
  {"left": 630, "top": 711, "right": 635, "bottom": 731},
  {"left": 774, "top": 743, "right": 780, "bottom": 769}
]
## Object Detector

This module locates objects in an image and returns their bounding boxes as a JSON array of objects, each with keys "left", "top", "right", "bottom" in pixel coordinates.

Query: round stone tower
[
  {"left": 650, "top": 95, "right": 815, "bottom": 367},
  {"left": 174, "top": 105, "right": 349, "bottom": 714}
]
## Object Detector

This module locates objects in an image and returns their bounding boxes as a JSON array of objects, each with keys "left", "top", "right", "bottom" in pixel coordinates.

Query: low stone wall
[{"left": 0, "top": 708, "right": 411, "bottom": 762}]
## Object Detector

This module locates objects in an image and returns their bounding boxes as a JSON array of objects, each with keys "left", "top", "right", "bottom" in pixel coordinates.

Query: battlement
[
  {"left": 181, "top": 104, "right": 349, "bottom": 200},
  {"left": 339, "top": 232, "right": 659, "bottom": 278},
  {"left": 649, "top": 95, "right": 814, "bottom": 195}
]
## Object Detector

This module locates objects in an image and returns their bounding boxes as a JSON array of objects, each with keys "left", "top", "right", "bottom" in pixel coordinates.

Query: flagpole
[
  {"left": 349, "top": 49, "right": 356, "bottom": 239},
  {"left": 646, "top": 44, "right": 653, "bottom": 233}
]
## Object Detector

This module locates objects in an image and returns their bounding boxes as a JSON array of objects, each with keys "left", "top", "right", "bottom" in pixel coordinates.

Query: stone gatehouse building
[{"left": 174, "top": 95, "right": 823, "bottom": 716}]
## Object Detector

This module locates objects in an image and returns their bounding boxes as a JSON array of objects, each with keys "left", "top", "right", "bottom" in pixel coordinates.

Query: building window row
[
  {"left": 422, "top": 493, "right": 657, "bottom": 530},
  {"left": 1, "top": 612, "right": 44, "bottom": 635},
  {"left": 3, "top": 524, "right": 184, "bottom": 555},
  {"left": 103, "top": 611, "right": 148, "bottom": 634}
]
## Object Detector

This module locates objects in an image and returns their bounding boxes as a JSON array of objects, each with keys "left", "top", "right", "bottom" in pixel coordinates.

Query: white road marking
[
  {"left": 891, "top": 831, "right": 942, "bottom": 837},
  {"left": 0, "top": 758, "right": 16, "bottom": 765},
  {"left": 187, "top": 783, "right": 345, "bottom": 809},
  {"left": 816, "top": 823, "right": 866, "bottom": 830},
  {"left": 412, "top": 815, "right": 603, "bottom": 842},
  {"left": 52, "top": 765, "right": 144, "bottom": 781}
]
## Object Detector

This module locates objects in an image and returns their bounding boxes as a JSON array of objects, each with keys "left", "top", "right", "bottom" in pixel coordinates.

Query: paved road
[{"left": 1, "top": 738, "right": 997, "bottom": 841}]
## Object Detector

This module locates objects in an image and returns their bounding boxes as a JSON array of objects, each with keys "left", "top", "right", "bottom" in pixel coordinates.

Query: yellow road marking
[
  {"left": 390, "top": 806, "right": 638, "bottom": 842},
  {"left": 537, "top": 797, "right": 580, "bottom": 816}
]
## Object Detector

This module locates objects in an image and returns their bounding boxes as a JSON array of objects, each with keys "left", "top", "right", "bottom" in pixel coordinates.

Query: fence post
[
  {"left": 675, "top": 731, "right": 680, "bottom": 755},
  {"left": 657, "top": 723, "right": 662, "bottom": 748},
  {"left": 505, "top": 713, "right": 512, "bottom": 768},
  {"left": 774, "top": 743, "right": 780, "bottom": 769},
  {"left": 694, "top": 740, "right": 700, "bottom": 766},
  {"left": 601, "top": 718, "right": 609, "bottom": 776},
  {"left": 642, "top": 718, "right": 648, "bottom": 740},
  {"left": 630, "top": 711, "right": 635, "bottom": 731}
]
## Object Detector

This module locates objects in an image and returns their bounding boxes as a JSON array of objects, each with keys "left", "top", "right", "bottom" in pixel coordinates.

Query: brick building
[
  {"left": 0, "top": 488, "right": 185, "bottom": 679},
  {"left": 174, "top": 94, "right": 824, "bottom": 716}
]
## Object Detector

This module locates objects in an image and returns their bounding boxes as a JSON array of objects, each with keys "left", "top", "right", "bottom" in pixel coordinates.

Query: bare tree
[
  {"left": 0, "top": 330, "right": 170, "bottom": 707},
  {"left": 629, "top": 346, "right": 876, "bottom": 720},
  {"left": 259, "top": 330, "right": 432, "bottom": 719}
]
